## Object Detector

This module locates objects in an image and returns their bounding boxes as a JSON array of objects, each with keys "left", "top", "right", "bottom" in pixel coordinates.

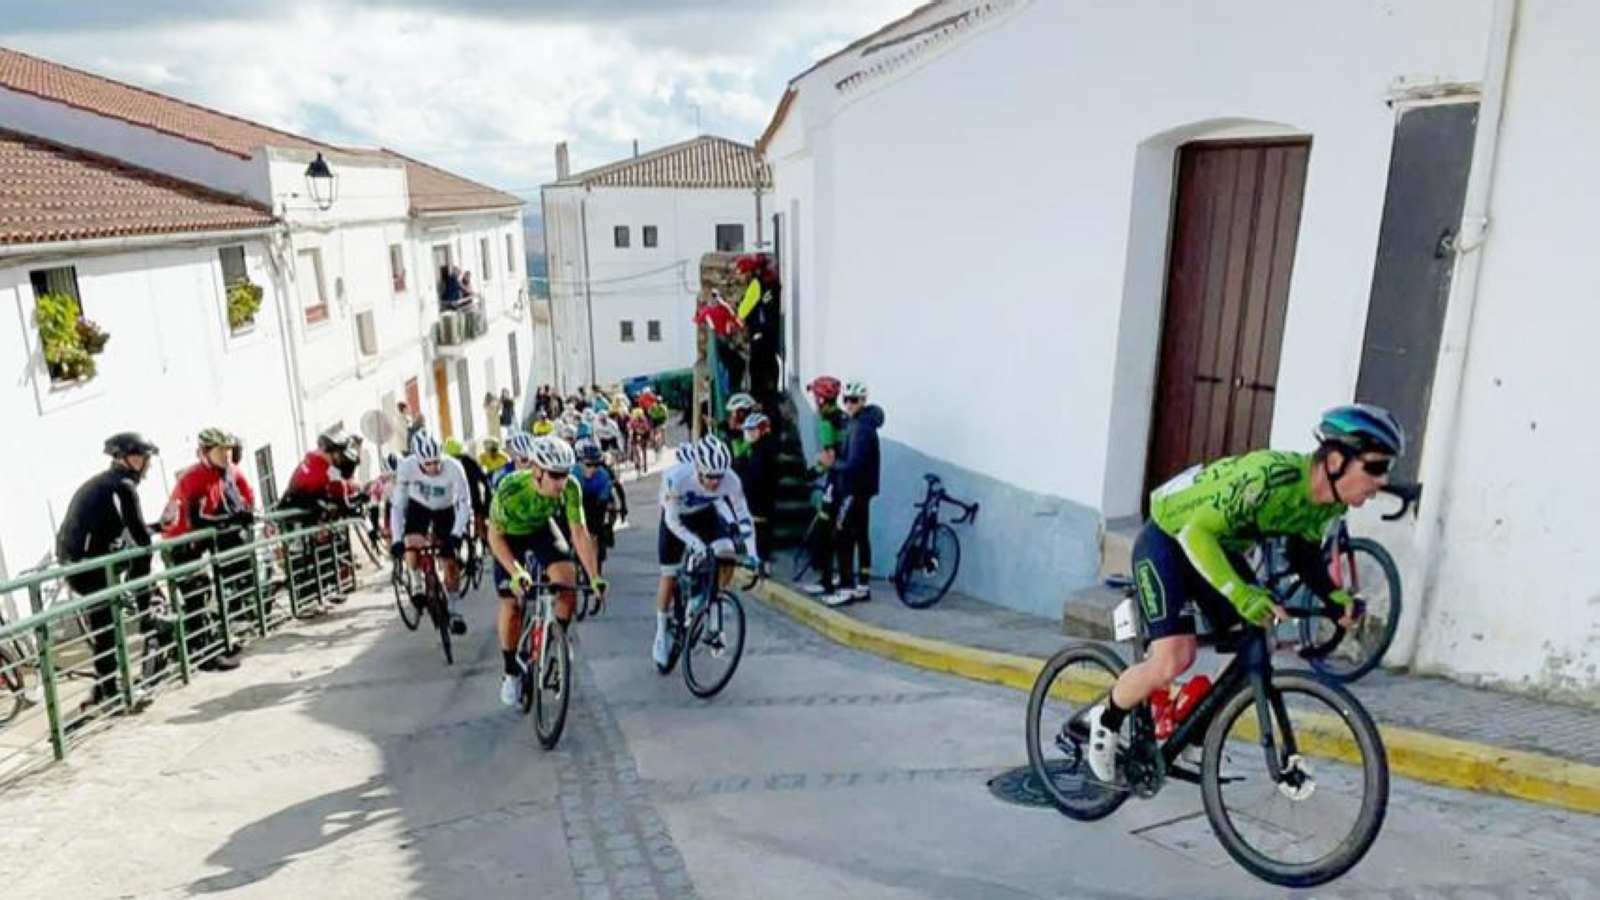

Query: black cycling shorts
[
  {"left": 1131, "top": 520, "right": 1246, "bottom": 640},
  {"left": 403, "top": 501, "right": 459, "bottom": 552},
  {"left": 657, "top": 507, "right": 728, "bottom": 574},
  {"left": 493, "top": 524, "right": 573, "bottom": 597}
]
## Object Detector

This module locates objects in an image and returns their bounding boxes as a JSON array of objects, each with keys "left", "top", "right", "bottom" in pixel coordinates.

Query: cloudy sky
[{"left": 0, "top": 0, "right": 923, "bottom": 203}]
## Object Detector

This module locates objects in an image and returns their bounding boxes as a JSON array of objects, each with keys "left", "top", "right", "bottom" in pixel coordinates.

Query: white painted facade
[
  {"left": 768, "top": 0, "right": 1598, "bottom": 697},
  {"left": 0, "top": 89, "right": 534, "bottom": 612},
  {"left": 544, "top": 180, "right": 767, "bottom": 392}
]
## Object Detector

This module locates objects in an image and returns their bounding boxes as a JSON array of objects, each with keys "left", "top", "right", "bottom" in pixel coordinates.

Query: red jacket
[
  {"left": 161, "top": 462, "right": 257, "bottom": 538},
  {"left": 283, "top": 451, "right": 355, "bottom": 508}
]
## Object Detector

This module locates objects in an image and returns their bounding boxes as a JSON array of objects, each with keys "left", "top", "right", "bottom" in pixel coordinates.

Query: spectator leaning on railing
[
  {"left": 55, "top": 432, "right": 161, "bottom": 708},
  {"left": 158, "top": 428, "right": 257, "bottom": 671}
]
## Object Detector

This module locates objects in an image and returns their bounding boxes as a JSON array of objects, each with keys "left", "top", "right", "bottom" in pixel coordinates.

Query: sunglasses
[
  {"left": 842, "top": 396, "right": 864, "bottom": 404},
  {"left": 1358, "top": 456, "right": 1394, "bottom": 477},
  {"left": 541, "top": 469, "right": 570, "bottom": 482},
  {"left": 700, "top": 473, "right": 724, "bottom": 483}
]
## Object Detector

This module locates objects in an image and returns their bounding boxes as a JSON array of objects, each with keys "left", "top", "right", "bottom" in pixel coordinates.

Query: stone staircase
[{"left": 1061, "top": 515, "right": 1141, "bottom": 639}]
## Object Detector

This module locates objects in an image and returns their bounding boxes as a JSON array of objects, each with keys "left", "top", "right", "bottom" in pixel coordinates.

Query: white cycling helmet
[
  {"left": 506, "top": 431, "right": 537, "bottom": 462},
  {"left": 556, "top": 423, "right": 578, "bottom": 443},
  {"left": 843, "top": 380, "right": 868, "bottom": 400},
  {"left": 725, "top": 392, "right": 757, "bottom": 413},
  {"left": 410, "top": 431, "right": 441, "bottom": 462},
  {"left": 530, "top": 435, "right": 576, "bottom": 473},
  {"left": 689, "top": 435, "right": 732, "bottom": 478}
]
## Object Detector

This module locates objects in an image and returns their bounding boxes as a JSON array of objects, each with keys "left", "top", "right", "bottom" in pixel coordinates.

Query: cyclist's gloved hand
[
  {"left": 510, "top": 566, "right": 535, "bottom": 597},
  {"left": 1329, "top": 589, "right": 1355, "bottom": 609},
  {"left": 591, "top": 576, "right": 609, "bottom": 597},
  {"left": 1235, "top": 585, "right": 1281, "bottom": 627}
]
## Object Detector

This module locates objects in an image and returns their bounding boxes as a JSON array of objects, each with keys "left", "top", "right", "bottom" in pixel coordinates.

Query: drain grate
[{"left": 987, "top": 762, "right": 1076, "bottom": 808}]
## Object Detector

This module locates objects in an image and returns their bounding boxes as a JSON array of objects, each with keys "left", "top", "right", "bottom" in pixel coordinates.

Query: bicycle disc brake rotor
[{"left": 1276, "top": 754, "right": 1316, "bottom": 801}]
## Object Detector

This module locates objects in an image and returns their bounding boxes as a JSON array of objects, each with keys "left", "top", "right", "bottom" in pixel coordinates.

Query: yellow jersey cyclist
[
  {"left": 1087, "top": 404, "right": 1405, "bottom": 783},
  {"left": 487, "top": 435, "right": 608, "bottom": 707},
  {"left": 653, "top": 435, "right": 759, "bottom": 667}
]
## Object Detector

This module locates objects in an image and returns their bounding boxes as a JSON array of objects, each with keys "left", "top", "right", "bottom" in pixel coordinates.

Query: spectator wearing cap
[
  {"left": 823, "top": 381, "right": 884, "bottom": 607},
  {"left": 734, "top": 412, "right": 778, "bottom": 565},
  {"left": 160, "top": 428, "right": 256, "bottom": 671}
]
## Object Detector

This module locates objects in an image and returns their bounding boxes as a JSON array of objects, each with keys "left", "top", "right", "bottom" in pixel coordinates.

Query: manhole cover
[{"left": 987, "top": 763, "right": 1077, "bottom": 808}]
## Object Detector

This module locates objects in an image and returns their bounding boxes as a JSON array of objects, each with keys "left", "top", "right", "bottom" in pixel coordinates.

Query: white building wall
[
  {"left": 0, "top": 239, "right": 298, "bottom": 610},
  {"left": 1413, "top": 1, "right": 1600, "bottom": 698},
  {"left": 542, "top": 187, "right": 590, "bottom": 394}
]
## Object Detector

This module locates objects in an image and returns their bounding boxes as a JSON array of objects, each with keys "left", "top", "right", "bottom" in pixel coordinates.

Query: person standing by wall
[
  {"left": 499, "top": 389, "right": 516, "bottom": 432},
  {"left": 484, "top": 392, "right": 503, "bottom": 440},
  {"left": 823, "top": 381, "right": 883, "bottom": 606}
]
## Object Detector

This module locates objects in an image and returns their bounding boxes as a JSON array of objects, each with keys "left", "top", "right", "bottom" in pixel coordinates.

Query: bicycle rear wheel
[
  {"left": 1201, "top": 670, "right": 1388, "bottom": 888},
  {"left": 533, "top": 619, "right": 571, "bottom": 748},
  {"left": 393, "top": 564, "right": 422, "bottom": 631},
  {"left": 1299, "top": 538, "right": 1402, "bottom": 682},
  {"left": 1025, "top": 643, "right": 1130, "bottom": 821},
  {"left": 894, "top": 522, "right": 960, "bottom": 609},
  {"left": 684, "top": 592, "right": 746, "bottom": 698}
]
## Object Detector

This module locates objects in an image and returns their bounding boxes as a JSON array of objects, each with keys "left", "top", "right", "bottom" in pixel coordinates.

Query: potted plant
[
  {"left": 227, "top": 279, "right": 264, "bottom": 333},
  {"left": 36, "top": 292, "right": 101, "bottom": 382}
]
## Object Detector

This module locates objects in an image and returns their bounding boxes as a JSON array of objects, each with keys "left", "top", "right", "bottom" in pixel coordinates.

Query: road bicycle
[
  {"left": 1025, "top": 576, "right": 1388, "bottom": 887},
  {"left": 891, "top": 474, "right": 979, "bottom": 608},
  {"left": 656, "top": 551, "right": 752, "bottom": 699},
  {"left": 1257, "top": 482, "right": 1418, "bottom": 682},
  {"left": 392, "top": 541, "right": 457, "bottom": 665},
  {"left": 512, "top": 555, "right": 603, "bottom": 749}
]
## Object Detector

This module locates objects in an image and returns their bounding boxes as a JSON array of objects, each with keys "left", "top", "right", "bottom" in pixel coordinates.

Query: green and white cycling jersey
[
  {"left": 1150, "top": 450, "right": 1345, "bottom": 605},
  {"left": 489, "top": 471, "right": 586, "bottom": 537}
]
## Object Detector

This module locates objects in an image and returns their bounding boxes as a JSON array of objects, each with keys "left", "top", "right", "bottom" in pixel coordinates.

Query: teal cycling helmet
[{"left": 1316, "top": 404, "right": 1406, "bottom": 457}]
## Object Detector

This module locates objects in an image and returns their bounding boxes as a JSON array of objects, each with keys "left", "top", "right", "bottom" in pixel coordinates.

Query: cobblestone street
[{"left": 1, "top": 474, "right": 1596, "bottom": 900}]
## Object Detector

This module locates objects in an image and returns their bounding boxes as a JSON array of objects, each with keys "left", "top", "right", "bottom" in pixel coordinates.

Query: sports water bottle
[{"left": 1170, "top": 675, "right": 1214, "bottom": 727}]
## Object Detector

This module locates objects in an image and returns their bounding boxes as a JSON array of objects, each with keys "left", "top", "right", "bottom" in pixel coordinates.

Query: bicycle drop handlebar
[{"left": 1379, "top": 482, "right": 1422, "bottom": 521}]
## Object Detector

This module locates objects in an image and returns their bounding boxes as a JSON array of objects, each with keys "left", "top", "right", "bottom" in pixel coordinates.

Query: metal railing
[{"left": 0, "top": 509, "right": 365, "bottom": 787}]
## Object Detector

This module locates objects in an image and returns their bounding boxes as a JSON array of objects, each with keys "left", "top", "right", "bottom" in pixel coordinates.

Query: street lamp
[{"left": 304, "top": 152, "right": 337, "bottom": 211}]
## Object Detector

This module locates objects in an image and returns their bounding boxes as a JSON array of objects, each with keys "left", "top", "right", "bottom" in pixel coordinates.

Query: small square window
[
  {"left": 219, "top": 246, "right": 248, "bottom": 285},
  {"left": 619, "top": 320, "right": 635, "bottom": 342},
  {"left": 297, "top": 248, "right": 329, "bottom": 325},
  {"left": 643, "top": 226, "right": 658, "bottom": 248},
  {"left": 715, "top": 224, "right": 745, "bottom": 253},
  {"left": 647, "top": 320, "right": 662, "bottom": 342},
  {"left": 614, "top": 226, "right": 630, "bottom": 248}
]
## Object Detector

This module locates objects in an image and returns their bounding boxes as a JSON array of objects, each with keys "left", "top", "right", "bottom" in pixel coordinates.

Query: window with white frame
[
  {"left": 619, "top": 320, "right": 635, "bottom": 342},
  {"left": 614, "top": 226, "right": 630, "bottom": 249},
  {"left": 715, "top": 224, "right": 744, "bottom": 253},
  {"left": 389, "top": 244, "right": 406, "bottom": 293},
  {"left": 643, "top": 225, "right": 658, "bottom": 248},
  {"left": 296, "top": 248, "right": 329, "bottom": 324},
  {"left": 480, "top": 237, "right": 492, "bottom": 281},
  {"left": 505, "top": 234, "right": 516, "bottom": 273},
  {"left": 647, "top": 319, "right": 661, "bottom": 342}
]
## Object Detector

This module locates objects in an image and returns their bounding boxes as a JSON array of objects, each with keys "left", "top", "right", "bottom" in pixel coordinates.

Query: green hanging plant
[
  {"left": 227, "top": 279, "right": 264, "bottom": 332},
  {"left": 36, "top": 292, "right": 99, "bottom": 382}
]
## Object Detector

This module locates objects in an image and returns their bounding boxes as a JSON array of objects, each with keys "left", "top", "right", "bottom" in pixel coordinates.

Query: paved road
[{"left": 1, "top": 473, "right": 1596, "bottom": 899}]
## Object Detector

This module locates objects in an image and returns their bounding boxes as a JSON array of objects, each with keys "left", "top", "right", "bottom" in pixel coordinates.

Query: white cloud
[{"left": 1, "top": 0, "right": 925, "bottom": 196}]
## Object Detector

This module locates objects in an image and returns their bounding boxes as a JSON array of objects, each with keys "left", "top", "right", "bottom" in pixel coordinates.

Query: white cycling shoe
[
  {"left": 1085, "top": 704, "right": 1120, "bottom": 783},
  {"left": 652, "top": 629, "right": 672, "bottom": 669},
  {"left": 499, "top": 674, "right": 520, "bottom": 708}
]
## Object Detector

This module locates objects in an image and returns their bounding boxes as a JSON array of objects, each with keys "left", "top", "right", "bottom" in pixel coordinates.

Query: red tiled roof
[
  {"left": 382, "top": 149, "right": 523, "bottom": 214},
  {"left": 551, "top": 136, "right": 770, "bottom": 190},
  {"left": 0, "top": 129, "right": 275, "bottom": 246},
  {"left": 0, "top": 46, "right": 522, "bottom": 215}
]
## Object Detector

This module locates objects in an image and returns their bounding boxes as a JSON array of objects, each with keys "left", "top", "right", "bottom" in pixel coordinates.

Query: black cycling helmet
[
  {"left": 104, "top": 432, "right": 159, "bottom": 458},
  {"left": 1315, "top": 404, "right": 1406, "bottom": 457}
]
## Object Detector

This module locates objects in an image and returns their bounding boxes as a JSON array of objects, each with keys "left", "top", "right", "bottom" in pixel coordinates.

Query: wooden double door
[{"left": 1145, "top": 140, "right": 1310, "bottom": 495}]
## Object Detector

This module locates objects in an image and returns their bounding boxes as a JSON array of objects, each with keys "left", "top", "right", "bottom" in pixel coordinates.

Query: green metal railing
[{"left": 0, "top": 510, "right": 366, "bottom": 787}]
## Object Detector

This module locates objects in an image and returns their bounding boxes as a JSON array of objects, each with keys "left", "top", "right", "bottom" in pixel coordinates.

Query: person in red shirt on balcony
[{"left": 160, "top": 428, "right": 258, "bottom": 670}]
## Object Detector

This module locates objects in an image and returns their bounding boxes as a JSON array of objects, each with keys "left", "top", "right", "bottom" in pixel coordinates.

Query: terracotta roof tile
[
  {"left": 0, "top": 46, "right": 521, "bottom": 214},
  {"left": 552, "top": 136, "right": 770, "bottom": 190},
  {"left": 0, "top": 129, "right": 275, "bottom": 246}
]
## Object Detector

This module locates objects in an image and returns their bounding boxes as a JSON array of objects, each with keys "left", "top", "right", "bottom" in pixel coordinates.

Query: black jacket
[
  {"left": 56, "top": 465, "right": 153, "bottom": 562},
  {"left": 832, "top": 405, "right": 885, "bottom": 499},
  {"left": 737, "top": 439, "right": 779, "bottom": 517}
]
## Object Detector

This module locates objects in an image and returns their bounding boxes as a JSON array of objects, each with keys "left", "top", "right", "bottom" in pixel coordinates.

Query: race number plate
[{"left": 1113, "top": 598, "right": 1138, "bottom": 641}]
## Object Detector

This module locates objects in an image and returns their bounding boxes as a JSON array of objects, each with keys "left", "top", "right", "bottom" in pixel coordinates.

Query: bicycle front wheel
[
  {"left": 685, "top": 592, "right": 746, "bottom": 698},
  {"left": 534, "top": 619, "right": 571, "bottom": 748},
  {"left": 1299, "top": 538, "right": 1402, "bottom": 682},
  {"left": 894, "top": 522, "right": 960, "bottom": 609},
  {"left": 1025, "top": 643, "right": 1130, "bottom": 821},
  {"left": 428, "top": 580, "right": 453, "bottom": 666},
  {"left": 1201, "top": 670, "right": 1389, "bottom": 888},
  {"left": 393, "top": 566, "right": 422, "bottom": 631}
]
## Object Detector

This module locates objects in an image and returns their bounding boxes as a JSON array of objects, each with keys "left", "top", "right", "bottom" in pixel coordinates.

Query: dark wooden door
[
  {"left": 433, "top": 360, "right": 452, "bottom": 438},
  {"left": 1146, "top": 140, "right": 1311, "bottom": 494},
  {"left": 1355, "top": 103, "right": 1477, "bottom": 484}
]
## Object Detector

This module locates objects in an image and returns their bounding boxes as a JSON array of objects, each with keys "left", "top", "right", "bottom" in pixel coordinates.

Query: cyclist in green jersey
[
  {"left": 487, "top": 436, "right": 608, "bottom": 707},
  {"left": 1086, "top": 404, "right": 1405, "bottom": 782}
]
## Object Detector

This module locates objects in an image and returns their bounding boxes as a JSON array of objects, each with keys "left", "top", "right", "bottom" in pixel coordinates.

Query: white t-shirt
[
  {"left": 593, "top": 417, "right": 622, "bottom": 442},
  {"left": 390, "top": 455, "right": 471, "bottom": 538},
  {"left": 659, "top": 462, "right": 756, "bottom": 557}
]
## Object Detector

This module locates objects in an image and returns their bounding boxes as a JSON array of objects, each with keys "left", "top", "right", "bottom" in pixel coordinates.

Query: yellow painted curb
[{"left": 752, "top": 580, "right": 1600, "bottom": 816}]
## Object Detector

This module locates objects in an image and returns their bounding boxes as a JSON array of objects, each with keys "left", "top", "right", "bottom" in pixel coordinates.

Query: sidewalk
[{"left": 753, "top": 577, "right": 1600, "bottom": 815}]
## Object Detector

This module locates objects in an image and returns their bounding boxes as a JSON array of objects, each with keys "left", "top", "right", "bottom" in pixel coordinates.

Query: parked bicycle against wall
[
  {"left": 1256, "top": 482, "right": 1419, "bottom": 682},
  {"left": 1026, "top": 575, "right": 1389, "bottom": 888},
  {"left": 892, "top": 474, "right": 979, "bottom": 609}
]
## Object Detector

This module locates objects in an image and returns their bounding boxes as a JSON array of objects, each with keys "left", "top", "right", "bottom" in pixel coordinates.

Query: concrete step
[
  {"left": 1098, "top": 517, "right": 1141, "bottom": 582},
  {"left": 1062, "top": 583, "right": 1125, "bottom": 641}
]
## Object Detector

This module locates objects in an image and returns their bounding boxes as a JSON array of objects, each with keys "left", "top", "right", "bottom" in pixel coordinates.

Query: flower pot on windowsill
[{"left": 228, "top": 279, "right": 264, "bottom": 333}]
